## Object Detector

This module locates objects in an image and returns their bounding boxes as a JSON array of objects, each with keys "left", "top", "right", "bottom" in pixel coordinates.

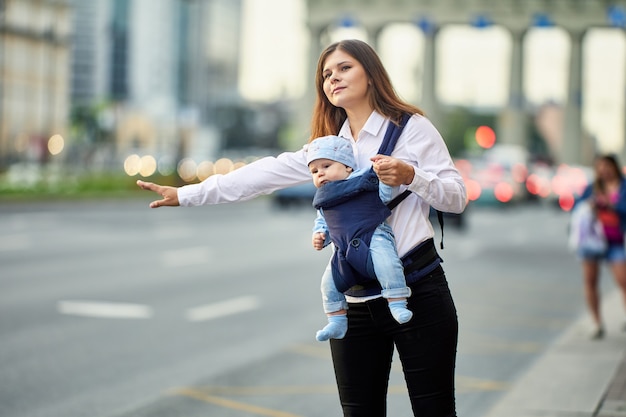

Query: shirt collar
[{"left": 338, "top": 110, "right": 386, "bottom": 140}]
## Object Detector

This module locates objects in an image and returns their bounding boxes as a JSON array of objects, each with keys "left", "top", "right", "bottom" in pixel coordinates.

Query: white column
[
  {"left": 562, "top": 29, "right": 585, "bottom": 164},
  {"left": 419, "top": 24, "right": 441, "bottom": 129},
  {"left": 497, "top": 28, "right": 527, "bottom": 147},
  {"left": 364, "top": 24, "right": 385, "bottom": 51},
  {"left": 296, "top": 24, "right": 327, "bottom": 142}
]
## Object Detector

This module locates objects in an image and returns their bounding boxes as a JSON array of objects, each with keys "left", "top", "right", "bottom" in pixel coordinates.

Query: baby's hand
[{"left": 312, "top": 232, "right": 326, "bottom": 250}]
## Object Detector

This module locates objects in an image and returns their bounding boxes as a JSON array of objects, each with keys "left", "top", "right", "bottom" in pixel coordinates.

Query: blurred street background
[
  {"left": 1, "top": 0, "right": 626, "bottom": 416},
  {"left": 0, "top": 0, "right": 625, "bottom": 204}
]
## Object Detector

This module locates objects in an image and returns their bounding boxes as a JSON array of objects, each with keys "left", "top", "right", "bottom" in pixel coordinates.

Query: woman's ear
[{"left": 347, "top": 166, "right": 354, "bottom": 173}]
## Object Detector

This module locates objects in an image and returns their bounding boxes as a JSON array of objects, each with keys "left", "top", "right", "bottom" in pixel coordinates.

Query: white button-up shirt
[{"left": 178, "top": 111, "right": 467, "bottom": 257}]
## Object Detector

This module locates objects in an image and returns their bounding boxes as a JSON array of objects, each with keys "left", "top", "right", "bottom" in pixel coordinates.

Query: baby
[{"left": 307, "top": 135, "right": 413, "bottom": 341}]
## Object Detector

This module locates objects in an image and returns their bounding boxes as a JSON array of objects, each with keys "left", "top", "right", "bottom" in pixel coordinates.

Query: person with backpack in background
[
  {"left": 573, "top": 154, "right": 626, "bottom": 340},
  {"left": 137, "top": 38, "right": 466, "bottom": 416}
]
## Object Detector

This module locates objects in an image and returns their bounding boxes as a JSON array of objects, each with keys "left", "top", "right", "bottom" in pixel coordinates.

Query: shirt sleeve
[
  {"left": 614, "top": 180, "right": 626, "bottom": 217},
  {"left": 313, "top": 210, "right": 332, "bottom": 247},
  {"left": 399, "top": 115, "right": 467, "bottom": 214},
  {"left": 177, "top": 147, "right": 313, "bottom": 206},
  {"left": 574, "top": 184, "right": 593, "bottom": 208},
  {"left": 378, "top": 182, "right": 394, "bottom": 204},
  {"left": 313, "top": 210, "right": 327, "bottom": 233}
]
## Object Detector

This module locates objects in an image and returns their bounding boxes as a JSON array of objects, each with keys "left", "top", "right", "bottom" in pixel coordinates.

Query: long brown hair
[
  {"left": 309, "top": 39, "right": 424, "bottom": 142},
  {"left": 594, "top": 153, "right": 624, "bottom": 193}
]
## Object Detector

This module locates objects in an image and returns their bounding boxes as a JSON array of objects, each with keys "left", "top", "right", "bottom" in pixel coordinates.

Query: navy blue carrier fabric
[
  {"left": 313, "top": 169, "right": 391, "bottom": 293},
  {"left": 312, "top": 113, "right": 431, "bottom": 294}
]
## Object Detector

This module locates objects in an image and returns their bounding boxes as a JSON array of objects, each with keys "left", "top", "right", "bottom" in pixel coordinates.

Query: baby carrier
[{"left": 312, "top": 114, "right": 444, "bottom": 295}]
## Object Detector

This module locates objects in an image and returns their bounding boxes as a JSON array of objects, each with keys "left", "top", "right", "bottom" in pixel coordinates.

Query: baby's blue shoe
[
  {"left": 316, "top": 314, "right": 347, "bottom": 341},
  {"left": 389, "top": 300, "right": 413, "bottom": 324}
]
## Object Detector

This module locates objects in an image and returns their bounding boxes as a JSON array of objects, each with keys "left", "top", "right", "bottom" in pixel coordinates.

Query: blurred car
[
  {"left": 525, "top": 162, "right": 593, "bottom": 211},
  {"left": 272, "top": 182, "right": 317, "bottom": 209},
  {"left": 456, "top": 144, "right": 531, "bottom": 206},
  {"left": 456, "top": 157, "right": 522, "bottom": 206}
]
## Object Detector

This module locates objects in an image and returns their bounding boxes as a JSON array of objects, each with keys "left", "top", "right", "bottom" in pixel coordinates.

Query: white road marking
[
  {"left": 186, "top": 296, "right": 260, "bottom": 322},
  {"left": 0, "top": 234, "right": 30, "bottom": 251},
  {"left": 57, "top": 300, "right": 153, "bottom": 319},
  {"left": 162, "top": 246, "right": 212, "bottom": 267}
]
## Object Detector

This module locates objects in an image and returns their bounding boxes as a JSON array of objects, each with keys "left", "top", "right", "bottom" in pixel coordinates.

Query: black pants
[{"left": 329, "top": 266, "right": 458, "bottom": 417}]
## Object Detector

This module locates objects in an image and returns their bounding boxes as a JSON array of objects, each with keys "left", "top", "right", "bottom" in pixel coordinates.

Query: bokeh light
[
  {"left": 494, "top": 182, "right": 514, "bottom": 203},
  {"left": 214, "top": 158, "right": 234, "bottom": 175},
  {"left": 124, "top": 154, "right": 142, "bottom": 176},
  {"left": 559, "top": 193, "right": 575, "bottom": 211},
  {"left": 177, "top": 158, "right": 198, "bottom": 182},
  {"left": 139, "top": 155, "right": 157, "bottom": 177},
  {"left": 197, "top": 161, "right": 215, "bottom": 181},
  {"left": 475, "top": 125, "right": 496, "bottom": 149},
  {"left": 124, "top": 154, "right": 158, "bottom": 177},
  {"left": 464, "top": 178, "right": 482, "bottom": 201},
  {"left": 525, "top": 173, "right": 551, "bottom": 198},
  {"left": 48, "top": 134, "right": 65, "bottom": 155}
]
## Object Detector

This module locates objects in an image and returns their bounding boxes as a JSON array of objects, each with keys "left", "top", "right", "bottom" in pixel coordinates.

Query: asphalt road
[{"left": 1, "top": 197, "right": 614, "bottom": 417}]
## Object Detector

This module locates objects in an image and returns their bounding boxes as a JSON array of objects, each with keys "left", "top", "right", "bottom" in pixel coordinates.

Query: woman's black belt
[{"left": 343, "top": 238, "right": 442, "bottom": 297}]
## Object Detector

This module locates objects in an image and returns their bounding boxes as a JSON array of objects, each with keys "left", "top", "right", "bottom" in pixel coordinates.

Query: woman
[
  {"left": 138, "top": 39, "right": 467, "bottom": 416},
  {"left": 575, "top": 154, "right": 626, "bottom": 339}
]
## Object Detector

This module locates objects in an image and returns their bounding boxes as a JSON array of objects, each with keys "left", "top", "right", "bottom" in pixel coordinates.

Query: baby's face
[{"left": 308, "top": 158, "right": 353, "bottom": 188}]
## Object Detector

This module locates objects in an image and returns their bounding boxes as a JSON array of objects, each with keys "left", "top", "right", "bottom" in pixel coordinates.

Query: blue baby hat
[{"left": 306, "top": 136, "right": 356, "bottom": 169}]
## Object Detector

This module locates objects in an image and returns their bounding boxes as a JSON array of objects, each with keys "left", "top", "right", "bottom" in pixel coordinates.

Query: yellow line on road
[
  {"left": 177, "top": 385, "right": 338, "bottom": 396},
  {"left": 287, "top": 343, "right": 509, "bottom": 392},
  {"left": 173, "top": 387, "right": 305, "bottom": 417},
  {"left": 456, "top": 375, "right": 510, "bottom": 392}
]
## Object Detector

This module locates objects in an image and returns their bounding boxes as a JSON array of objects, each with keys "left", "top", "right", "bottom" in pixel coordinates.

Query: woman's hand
[
  {"left": 371, "top": 155, "right": 414, "bottom": 186},
  {"left": 136, "top": 180, "right": 180, "bottom": 208}
]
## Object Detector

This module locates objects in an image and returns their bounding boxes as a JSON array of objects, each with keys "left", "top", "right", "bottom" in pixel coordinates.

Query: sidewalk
[{"left": 485, "top": 289, "right": 626, "bottom": 417}]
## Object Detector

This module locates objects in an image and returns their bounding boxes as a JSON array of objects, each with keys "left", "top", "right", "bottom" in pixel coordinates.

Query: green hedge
[{"left": 0, "top": 172, "right": 181, "bottom": 201}]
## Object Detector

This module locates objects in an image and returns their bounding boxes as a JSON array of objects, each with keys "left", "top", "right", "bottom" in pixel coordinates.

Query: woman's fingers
[
  {"left": 371, "top": 155, "right": 414, "bottom": 186},
  {"left": 136, "top": 180, "right": 159, "bottom": 192},
  {"left": 136, "top": 180, "right": 179, "bottom": 208},
  {"left": 149, "top": 197, "right": 167, "bottom": 209}
]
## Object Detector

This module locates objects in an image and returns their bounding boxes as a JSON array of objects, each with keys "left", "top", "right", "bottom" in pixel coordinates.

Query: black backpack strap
[
  {"left": 386, "top": 189, "right": 411, "bottom": 210},
  {"left": 437, "top": 210, "right": 444, "bottom": 249}
]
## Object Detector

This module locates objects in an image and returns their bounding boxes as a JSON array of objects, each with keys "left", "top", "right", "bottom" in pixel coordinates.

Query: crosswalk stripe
[
  {"left": 186, "top": 296, "right": 260, "bottom": 322},
  {"left": 57, "top": 300, "right": 153, "bottom": 319}
]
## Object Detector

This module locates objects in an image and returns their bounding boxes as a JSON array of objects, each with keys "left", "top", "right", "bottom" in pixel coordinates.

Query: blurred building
[
  {"left": 0, "top": 0, "right": 72, "bottom": 166},
  {"left": 69, "top": 0, "right": 243, "bottom": 166},
  {"left": 70, "top": 0, "right": 112, "bottom": 105},
  {"left": 0, "top": 0, "right": 290, "bottom": 176}
]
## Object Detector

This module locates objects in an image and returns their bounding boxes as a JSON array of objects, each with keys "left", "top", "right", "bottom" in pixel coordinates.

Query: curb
[{"left": 485, "top": 289, "right": 626, "bottom": 417}]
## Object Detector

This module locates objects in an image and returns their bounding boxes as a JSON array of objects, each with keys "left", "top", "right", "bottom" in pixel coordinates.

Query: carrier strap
[
  {"left": 377, "top": 113, "right": 445, "bottom": 249},
  {"left": 378, "top": 113, "right": 412, "bottom": 212}
]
